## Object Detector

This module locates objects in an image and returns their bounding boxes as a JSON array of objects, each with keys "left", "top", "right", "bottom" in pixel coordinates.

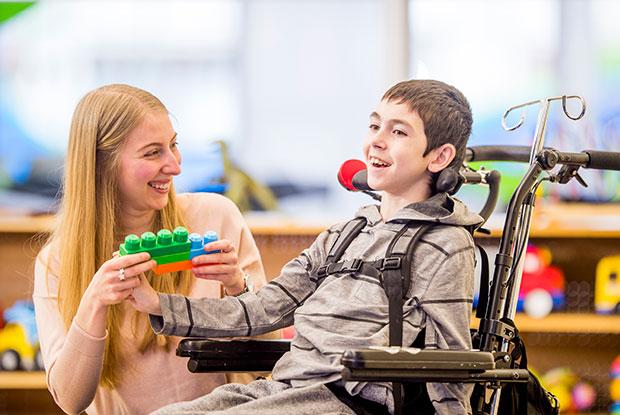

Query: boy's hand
[
  {"left": 127, "top": 274, "right": 163, "bottom": 316},
  {"left": 191, "top": 239, "right": 246, "bottom": 295}
]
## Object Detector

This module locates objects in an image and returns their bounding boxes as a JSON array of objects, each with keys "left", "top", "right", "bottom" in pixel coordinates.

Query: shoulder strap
[
  {"left": 383, "top": 221, "right": 434, "bottom": 415},
  {"left": 383, "top": 222, "right": 434, "bottom": 346},
  {"left": 316, "top": 217, "right": 367, "bottom": 279}
]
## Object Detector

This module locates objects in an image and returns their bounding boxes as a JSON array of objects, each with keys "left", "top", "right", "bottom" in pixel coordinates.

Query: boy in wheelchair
[{"left": 131, "top": 79, "right": 483, "bottom": 415}]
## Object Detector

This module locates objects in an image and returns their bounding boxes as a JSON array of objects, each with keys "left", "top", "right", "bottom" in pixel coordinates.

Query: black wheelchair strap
[{"left": 384, "top": 222, "right": 434, "bottom": 415}]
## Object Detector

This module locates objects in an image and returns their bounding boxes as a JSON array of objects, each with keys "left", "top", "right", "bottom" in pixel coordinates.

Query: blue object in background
[
  {"left": 0, "top": 102, "right": 49, "bottom": 186},
  {"left": 3, "top": 300, "right": 38, "bottom": 346}
]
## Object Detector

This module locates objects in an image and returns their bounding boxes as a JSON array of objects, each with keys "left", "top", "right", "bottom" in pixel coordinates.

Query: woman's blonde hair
[{"left": 47, "top": 84, "right": 192, "bottom": 388}]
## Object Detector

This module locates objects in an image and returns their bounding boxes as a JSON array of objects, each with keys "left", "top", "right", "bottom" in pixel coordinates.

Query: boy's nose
[{"left": 370, "top": 131, "right": 387, "bottom": 148}]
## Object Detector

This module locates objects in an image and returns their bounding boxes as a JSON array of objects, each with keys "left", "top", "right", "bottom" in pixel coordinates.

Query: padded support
[
  {"left": 340, "top": 348, "right": 529, "bottom": 383},
  {"left": 177, "top": 339, "right": 290, "bottom": 373}
]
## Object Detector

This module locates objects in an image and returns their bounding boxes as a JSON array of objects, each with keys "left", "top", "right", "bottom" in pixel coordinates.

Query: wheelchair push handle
[
  {"left": 465, "top": 145, "right": 531, "bottom": 163},
  {"left": 582, "top": 149, "right": 620, "bottom": 171},
  {"left": 467, "top": 145, "right": 620, "bottom": 172}
]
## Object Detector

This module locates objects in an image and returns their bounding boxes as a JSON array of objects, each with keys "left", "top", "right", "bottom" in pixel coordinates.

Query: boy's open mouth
[{"left": 369, "top": 156, "right": 391, "bottom": 168}]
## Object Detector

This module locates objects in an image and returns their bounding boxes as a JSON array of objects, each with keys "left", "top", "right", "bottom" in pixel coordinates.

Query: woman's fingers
[
  {"left": 192, "top": 272, "right": 231, "bottom": 282},
  {"left": 107, "top": 252, "right": 152, "bottom": 271},
  {"left": 191, "top": 252, "right": 236, "bottom": 266},
  {"left": 192, "top": 263, "right": 237, "bottom": 276},
  {"left": 203, "top": 239, "right": 234, "bottom": 253}
]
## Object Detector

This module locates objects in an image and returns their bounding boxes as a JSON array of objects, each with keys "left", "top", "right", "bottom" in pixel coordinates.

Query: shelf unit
[
  {"left": 0, "top": 371, "right": 46, "bottom": 389},
  {"left": 1, "top": 203, "right": 619, "bottom": 412}
]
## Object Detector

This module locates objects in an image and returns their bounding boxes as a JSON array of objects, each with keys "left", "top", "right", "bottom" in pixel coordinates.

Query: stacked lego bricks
[{"left": 120, "top": 227, "right": 218, "bottom": 274}]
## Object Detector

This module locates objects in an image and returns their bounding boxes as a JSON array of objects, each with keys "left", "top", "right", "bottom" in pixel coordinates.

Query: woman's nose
[{"left": 163, "top": 150, "right": 182, "bottom": 175}]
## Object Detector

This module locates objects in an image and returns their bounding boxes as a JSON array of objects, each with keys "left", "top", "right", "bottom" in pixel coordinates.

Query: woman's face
[{"left": 117, "top": 111, "right": 181, "bottom": 215}]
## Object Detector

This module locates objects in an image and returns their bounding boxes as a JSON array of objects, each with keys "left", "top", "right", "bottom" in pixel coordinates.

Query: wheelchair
[{"left": 176, "top": 95, "right": 620, "bottom": 415}]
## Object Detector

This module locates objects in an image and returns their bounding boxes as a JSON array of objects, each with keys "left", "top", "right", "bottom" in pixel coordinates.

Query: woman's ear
[{"left": 427, "top": 143, "right": 457, "bottom": 173}]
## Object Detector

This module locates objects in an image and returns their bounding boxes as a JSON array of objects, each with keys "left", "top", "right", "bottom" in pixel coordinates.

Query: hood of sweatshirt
[{"left": 354, "top": 192, "right": 484, "bottom": 229}]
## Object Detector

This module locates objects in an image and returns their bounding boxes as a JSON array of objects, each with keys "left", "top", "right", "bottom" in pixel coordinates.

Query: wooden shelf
[
  {"left": 1, "top": 203, "right": 620, "bottom": 237},
  {"left": 472, "top": 313, "right": 620, "bottom": 334},
  {"left": 0, "top": 371, "right": 47, "bottom": 389}
]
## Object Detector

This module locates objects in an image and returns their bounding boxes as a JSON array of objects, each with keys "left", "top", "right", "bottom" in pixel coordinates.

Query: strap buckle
[
  {"left": 380, "top": 257, "right": 402, "bottom": 271},
  {"left": 317, "top": 265, "right": 329, "bottom": 277},
  {"left": 341, "top": 258, "right": 363, "bottom": 273}
]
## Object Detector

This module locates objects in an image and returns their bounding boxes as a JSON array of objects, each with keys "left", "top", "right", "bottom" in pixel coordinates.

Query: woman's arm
[{"left": 34, "top": 246, "right": 155, "bottom": 414}]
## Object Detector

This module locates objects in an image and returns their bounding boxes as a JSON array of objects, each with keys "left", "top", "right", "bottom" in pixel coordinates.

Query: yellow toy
[{"left": 594, "top": 255, "right": 620, "bottom": 314}]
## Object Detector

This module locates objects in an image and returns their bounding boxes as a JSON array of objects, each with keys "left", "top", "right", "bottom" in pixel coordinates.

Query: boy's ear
[{"left": 427, "top": 143, "right": 457, "bottom": 173}]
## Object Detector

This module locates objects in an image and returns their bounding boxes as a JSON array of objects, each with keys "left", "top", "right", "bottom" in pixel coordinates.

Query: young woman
[{"left": 34, "top": 84, "right": 269, "bottom": 414}]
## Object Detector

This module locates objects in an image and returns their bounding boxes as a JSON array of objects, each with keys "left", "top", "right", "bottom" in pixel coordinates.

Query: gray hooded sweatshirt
[{"left": 151, "top": 193, "right": 483, "bottom": 415}]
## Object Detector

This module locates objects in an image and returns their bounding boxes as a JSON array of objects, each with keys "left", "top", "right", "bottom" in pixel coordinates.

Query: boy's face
[{"left": 363, "top": 99, "right": 433, "bottom": 198}]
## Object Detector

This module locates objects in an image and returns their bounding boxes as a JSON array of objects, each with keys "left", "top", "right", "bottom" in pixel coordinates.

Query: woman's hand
[
  {"left": 191, "top": 239, "right": 245, "bottom": 295},
  {"left": 76, "top": 252, "right": 157, "bottom": 337},
  {"left": 83, "top": 252, "right": 156, "bottom": 310},
  {"left": 127, "top": 274, "right": 162, "bottom": 315}
]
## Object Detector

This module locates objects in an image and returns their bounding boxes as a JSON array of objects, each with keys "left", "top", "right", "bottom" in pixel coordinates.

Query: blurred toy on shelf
[
  {"left": 517, "top": 244, "right": 566, "bottom": 318},
  {"left": 0, "top": 300, "right": 42, "bottom": 371},
  {"left": 542, "top": 367, "right": 596, "bottom": 413},
  {"left": 611, "top": 355, "right": 620, "bottom": 414},
  {"left": 594, "top": 254, "right": 620, "bottom": 314},
  {"left": 120, "top": 227, "right": 219, "bottom": 275}
]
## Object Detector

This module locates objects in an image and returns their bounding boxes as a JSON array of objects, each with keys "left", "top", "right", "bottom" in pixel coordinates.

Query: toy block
[
  {"left": 119, "top": 228, "right": 220, "bottom": 276},
  {"left": 189, "top": 231, "right": 220, "bottom": 259},
  {"left": 152, "top": 251, "right": 191, "bottom": 265},
  {"left": 120, "top": 227, "right": 191, "bottom": 257},
  {"left": 154, "top": 260, "right": 193, "bottom": 275}
]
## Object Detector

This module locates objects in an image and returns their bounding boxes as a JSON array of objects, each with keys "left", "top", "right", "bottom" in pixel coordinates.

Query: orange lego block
[{"left": 154, "top": 260, "right": 193, "bottom": 275}]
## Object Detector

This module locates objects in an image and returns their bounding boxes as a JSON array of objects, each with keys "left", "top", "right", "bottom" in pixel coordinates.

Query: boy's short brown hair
[{"left": 382, "top": 79, "right": 472, "bottom": 170}]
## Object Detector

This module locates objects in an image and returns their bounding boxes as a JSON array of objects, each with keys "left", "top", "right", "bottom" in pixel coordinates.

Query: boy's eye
[
  {"left": 369, "top": 123, "right": 380, "bottom": 131},
  {"left": 393, "top": 129, "right": 407, "bottom": 136}
]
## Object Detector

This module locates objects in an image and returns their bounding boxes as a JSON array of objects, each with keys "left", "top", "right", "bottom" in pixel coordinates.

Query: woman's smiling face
[{"left": 117, "top": 110, "right": 181, "bottom": 214}]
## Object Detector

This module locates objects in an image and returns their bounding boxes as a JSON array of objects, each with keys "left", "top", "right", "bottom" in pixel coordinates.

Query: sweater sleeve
[
  {"left": 32, "top": 246, "right": 107, "bottom": 415},
  {"left": 150, "top": 227, "right": 334, "bottom": 338}
]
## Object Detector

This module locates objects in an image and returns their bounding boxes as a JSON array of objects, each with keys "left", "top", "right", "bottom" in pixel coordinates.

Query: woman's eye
[
  {"left": 393, "top": 129, "right": 407, "bottom": 136},
  {"left": 145, "top": 149, "right": 160, "bottom": 157},
  {"left": 171, "top": 141, "right": 179, "bottom": 149},
  {"left": 369, "top": 123, "right": 380, "bottom": 131}
]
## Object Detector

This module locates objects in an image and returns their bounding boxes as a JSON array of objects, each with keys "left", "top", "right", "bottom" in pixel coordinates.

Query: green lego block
[
  {"left": 120, "top": 227, "right": 191, "bottom": 257},
  {"left": 152, "top": 251, "right": 191, "bottom": 265}
]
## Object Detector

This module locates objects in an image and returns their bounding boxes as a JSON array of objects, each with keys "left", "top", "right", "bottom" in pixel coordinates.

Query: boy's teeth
[{"left": 370, "top": 157, "right": 390, "bottom": 167}]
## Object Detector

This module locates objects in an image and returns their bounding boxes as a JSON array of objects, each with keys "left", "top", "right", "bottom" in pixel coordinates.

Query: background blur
[{"left": 1, "top": 0, "right": 619, "bottom": 220}]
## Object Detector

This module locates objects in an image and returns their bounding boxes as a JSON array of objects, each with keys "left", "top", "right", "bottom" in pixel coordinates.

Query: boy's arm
[{"left": 150, "top": 229, "right": 335, "bottom": 338}]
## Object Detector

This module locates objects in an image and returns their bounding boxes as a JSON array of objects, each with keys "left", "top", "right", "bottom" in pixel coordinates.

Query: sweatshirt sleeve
[
  {"left": 419, "top": 231, "right": 476, "bottom": 415},
  {"left": 150, "top": 227, "right": 335, "bottom": 338},
  {"left": 33, "top": 246, "right": 107, "bottom": 415}
]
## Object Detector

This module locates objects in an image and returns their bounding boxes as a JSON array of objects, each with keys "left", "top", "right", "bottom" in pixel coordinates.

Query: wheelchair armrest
[
  {"left": 176, "top": 338, "right": 291, "bottom": 373},
  {"left": 341, "top": 347, "right": 529, "bottom": 383}
]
